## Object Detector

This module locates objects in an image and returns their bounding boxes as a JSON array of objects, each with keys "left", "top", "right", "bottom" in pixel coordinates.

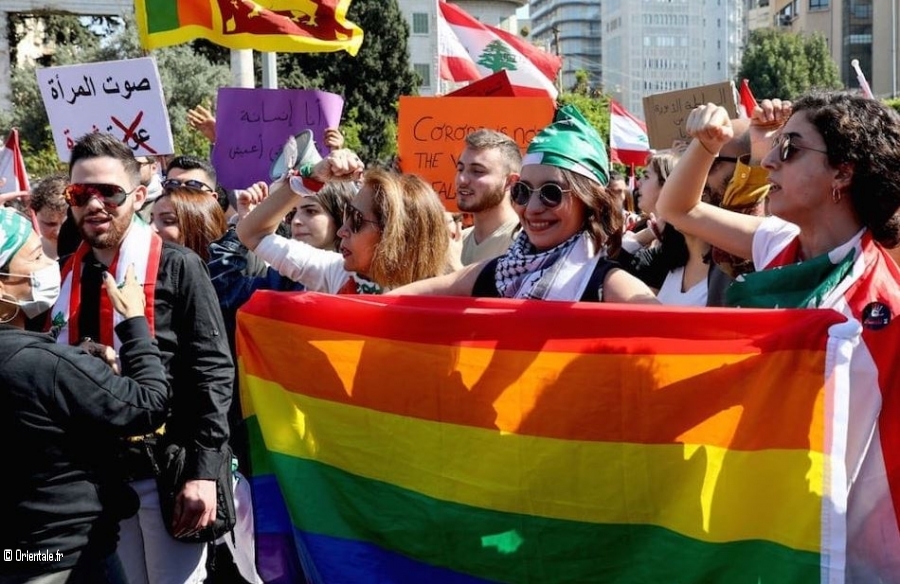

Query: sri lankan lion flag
[
  {"left": 237, "top": 292, "right": 858, "bottom": 583},
  {"left": 135, "top": 0, "right": 363, "bottom": 55}
]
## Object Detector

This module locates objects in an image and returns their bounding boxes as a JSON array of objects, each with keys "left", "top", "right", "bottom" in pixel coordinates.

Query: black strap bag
[{"left": 156, "top": 443, "right": 237, "bottom": 543}]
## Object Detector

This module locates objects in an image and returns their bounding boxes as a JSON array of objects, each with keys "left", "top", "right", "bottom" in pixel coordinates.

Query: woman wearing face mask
[{"left": 0, "top": 207, "right": 170, "bottom": 584}]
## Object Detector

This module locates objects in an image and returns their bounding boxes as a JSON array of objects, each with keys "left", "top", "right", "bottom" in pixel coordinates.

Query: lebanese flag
[
  {"left": 609, "top": 100, "right": 650, "bottom": 167},
  {"left": 438, "top": 0, "right": 561, "bottom": 99},
  {"left": 738, "top": 79, "right": 759, "bottom": 118},
  {"left": 0, "top": 128, "right": 30, "bottom": 194}
]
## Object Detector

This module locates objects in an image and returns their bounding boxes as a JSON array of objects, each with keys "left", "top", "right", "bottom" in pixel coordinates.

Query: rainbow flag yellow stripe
[{"left": 237, "top": 292, "right": 851, "bottom": 583}]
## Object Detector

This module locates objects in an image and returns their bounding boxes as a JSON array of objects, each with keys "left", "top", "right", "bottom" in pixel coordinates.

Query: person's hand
[
  {"left": 685, "top": 104, "right": 733, "bottom": 156},
  {"left": 310, "top": 149, "right": 365, "bottom": 183},
  {"left": 0, "top": 190, "right": 30, "bottom": 207},
  {"left": 171, "top": 479, "right": 218, "bottom": 538},
  {"left": 323, "top": 127, "right": 345, "bottom": 150},
  {"left": 103, "top": 264, "right": 146, "bottom": 320},
  {"left": 235, "top": 181, "right": 269, "bottom": 219},
  {"left": 78, "top": 338, "right": 120, "bottom": 375},
  {"left": 748, "top": 98, "right": 792, "bottom": 164},
  {"left": 187, "top": 104, "right": 217, "bottom": 143}
]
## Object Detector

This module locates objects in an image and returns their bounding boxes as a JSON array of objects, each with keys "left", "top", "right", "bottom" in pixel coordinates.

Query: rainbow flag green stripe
[
  {"left": 248, "top": 421, "right": 823, "bottom": 584},
  {"left": 237, "top": 292, "right": 850, "bottom": 583}
]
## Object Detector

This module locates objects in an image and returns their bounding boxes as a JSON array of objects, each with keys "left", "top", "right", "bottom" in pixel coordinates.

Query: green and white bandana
[
  {"left": 522, "top": 104, "right": 610, "bottom": 186},
  {"left": 0, "top": 207, "right": 32, "bottom": 269}
]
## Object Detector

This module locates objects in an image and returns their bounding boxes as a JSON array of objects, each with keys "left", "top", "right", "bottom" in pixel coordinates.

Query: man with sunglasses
[
  {"left": 54, "top": 132, "right": 234, "bottom": 584},
  {"left": 456, "top": 129, "right": 522, "bottom": 265},
  {"left": 166, "top": 154, "right": 238, "bottom": 219}
]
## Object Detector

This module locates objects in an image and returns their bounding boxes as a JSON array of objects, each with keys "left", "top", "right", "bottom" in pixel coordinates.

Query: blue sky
[{"left": 517, "top": 5, "right": 529, "bottom": 18}]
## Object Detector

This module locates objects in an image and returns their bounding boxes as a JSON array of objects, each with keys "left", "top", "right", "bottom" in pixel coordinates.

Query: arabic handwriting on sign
[
  {"left": 66, "top": 75, "right": 98, "bottom": 105},
  {"left": 111, "top": 111, "right": 158, "bottom": 155},
  {"left": 49, "top": 75, "right": 66, "bottom": 101},
  {"left": 261, "top": 101, "right": 293, "bottom": 124},
  {"left": 122, "top": 77, "right": 151, "bottom": 100},
  {"left": 64, "top": 128, "right": 74, "bottom": 151},
  {"left": 102, "top": 77, "right": 121, "bottom": 95},
  {"left": 228, "top": 135, "right": 265, "bottom": 160}
]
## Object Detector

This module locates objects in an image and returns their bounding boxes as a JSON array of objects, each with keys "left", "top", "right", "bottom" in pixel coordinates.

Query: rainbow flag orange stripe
[
  {"left": 135, "top": 0, "right": 363, "bottom": 56},
  {"left": 237, "top": 292, "right": 853, "bottom": 583}
]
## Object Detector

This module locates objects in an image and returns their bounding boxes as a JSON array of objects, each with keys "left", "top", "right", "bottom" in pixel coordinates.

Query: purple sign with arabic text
[{"left": 212, "top": 88, "right": 344, "bottom": 190}]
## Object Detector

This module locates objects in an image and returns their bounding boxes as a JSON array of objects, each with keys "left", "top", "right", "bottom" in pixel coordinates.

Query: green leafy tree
[
  {"left": 738, "top": 29, "right": 842, "bottom": 100},
  {"left": 275, "top": 0, "right": 418, "bottom": 164},
  {"left": 0, "top": 14, "right": 230, "bottom": 178},
  {"left": 477, "top": 40, "right": 518, "bottom": 73},
  {"left": 558, "top": 70, "right": 610, "bottom": 144}
]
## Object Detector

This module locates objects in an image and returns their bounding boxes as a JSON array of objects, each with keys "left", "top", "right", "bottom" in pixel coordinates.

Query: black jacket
[
  {"left": 69, "top": 242, "right": 234, "bottom": 480},
  {"left": 0, "top": 317, "right": 169, "bottom": 577}
]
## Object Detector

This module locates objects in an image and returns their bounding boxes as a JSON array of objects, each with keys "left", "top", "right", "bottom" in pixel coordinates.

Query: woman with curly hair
[{"left": 657, "top": 91, "right": 900, "bottom": 581}]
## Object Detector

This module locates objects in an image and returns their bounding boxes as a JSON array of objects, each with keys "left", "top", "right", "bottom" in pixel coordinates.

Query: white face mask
[{"left": 0, "top": 263, "right": 62, "bottom": 319}]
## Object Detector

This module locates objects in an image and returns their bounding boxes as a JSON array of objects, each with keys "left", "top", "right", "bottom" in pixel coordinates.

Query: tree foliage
[
  {"left": 0, "top": 14, "right": 230, "bottom": 179},
  {"left": 558, "top": 69, "right": 610, "bottom": 150},
  {"left": 738, "top": 29, "right": 842, "bottom": 100},
  {"left": 274, "top": 0, "right": 417, "bottom": 164}
]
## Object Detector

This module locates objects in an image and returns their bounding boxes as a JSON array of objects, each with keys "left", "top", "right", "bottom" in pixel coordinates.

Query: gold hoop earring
[
  {"left": 0, "top": 293, "right": 20, "bottom": 325},
  {"left": 832, "top": 188, "right": 843, "bottom": 204}
]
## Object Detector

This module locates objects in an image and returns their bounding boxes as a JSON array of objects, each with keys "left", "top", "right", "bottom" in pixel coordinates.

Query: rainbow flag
[
  {"left": 135, "top": 0, "right": 363, "bottom": 56},
  {"left": 237, "top": 292, "right": 857, "bottom": 583}
]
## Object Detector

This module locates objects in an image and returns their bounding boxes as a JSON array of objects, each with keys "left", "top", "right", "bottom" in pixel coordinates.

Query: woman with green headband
[
  {"left": 0, "top": 207, "right": 170, "bottom": 583},
  {"left": 390, "top": 105, "right": 658, "bottom": 303}
]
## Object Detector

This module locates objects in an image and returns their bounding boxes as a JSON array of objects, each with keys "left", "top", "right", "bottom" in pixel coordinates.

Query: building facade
[
  {"left": 398, "top": 0, "right": 527, "bottom": 96},
  {"left": 748, "top": 0, "right": 898, "bottom": 99},
  {"left": 530, "top": 0, "right": 602, "bottom": 90},
  {"left": 601, "top": 0, "right": 745, "bottom": 119}
]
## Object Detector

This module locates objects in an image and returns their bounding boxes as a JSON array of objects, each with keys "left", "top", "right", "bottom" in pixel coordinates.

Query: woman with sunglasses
[
  {"left": 236, "top": 149, "right": 452, "bottom": 294},
  {"left": 657, "top": 92, "right": 900, "bottom": 581},
  {"left": 390, "top": 105, "right": 657, "bottom": 303},
  {"left": 0, "top": 207, "right": 170, "bottom": 583}
]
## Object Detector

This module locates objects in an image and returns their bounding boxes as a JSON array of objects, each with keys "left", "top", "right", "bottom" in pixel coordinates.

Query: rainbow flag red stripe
[
  {"left": 135, "top": 0, "right": 363, "bottom": 56},
  {"left": 237, "top": 292, "right": 854, "bottom": 583}
]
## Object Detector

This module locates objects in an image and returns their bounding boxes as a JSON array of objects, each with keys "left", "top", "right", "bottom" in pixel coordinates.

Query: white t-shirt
[
  {"left": 655, "top": 267, "right": 708, "bottom": 306},
  {"left": 254, "top": 234, "right": 350, "bottom": 294}
]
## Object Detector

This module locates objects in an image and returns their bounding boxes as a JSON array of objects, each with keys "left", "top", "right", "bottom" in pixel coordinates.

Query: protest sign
[
  {"left": 211, "top": 88, "right": 344, "bottom": 190},
  {"left": 397, "top": 96, "right": 555, "bottom": 209},
  {"left": 37, "top": 57, "right": 173, "bottom": 161},
  {"left": 642, "top": 81, "right": 738, "bottom": 150}
]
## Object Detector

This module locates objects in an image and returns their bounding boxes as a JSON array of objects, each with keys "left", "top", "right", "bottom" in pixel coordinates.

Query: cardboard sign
[
  {"left": 446, "top": 71, "right": 517, "bottom": 97},
  {"left": 211, "top": 88, "right": 344, "bottom": 190},
  {"left": 641, "top": 81, "right": 739, "bottom": 150},
  {"left": 37, "top": 57, "right": 173, "bottom": 161},
  {"left": 397, "top": 96, "right": 555, "bottom": 210}
]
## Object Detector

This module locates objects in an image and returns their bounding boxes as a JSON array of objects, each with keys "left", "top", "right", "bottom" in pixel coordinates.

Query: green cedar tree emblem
[{"left": 477, "top": 40, "right": 518, "bottom": 73}]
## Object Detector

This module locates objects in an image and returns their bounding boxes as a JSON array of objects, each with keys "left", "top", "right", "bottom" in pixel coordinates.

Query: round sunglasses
[
  {"left": 64, "top": 183, "right": 136, "bottom": 209},
  {"left": 773, "top": 133, "right": 828, "bottom": 162},
  {"left": 511, "top": 182, "right": 572, "bottom": 208}
]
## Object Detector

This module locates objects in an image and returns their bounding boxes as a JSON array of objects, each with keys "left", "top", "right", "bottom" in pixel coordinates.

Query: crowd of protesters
[{"left": 1, "top": 87, "right": 899, "bottom": 584}]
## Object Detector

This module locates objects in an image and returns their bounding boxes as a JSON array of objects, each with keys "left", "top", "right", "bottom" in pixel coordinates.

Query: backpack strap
[
  {"left": 579, "top": 259, "right": 620, "bottom": 302},
  {"left": 471, "top": 257, "right": 502, "bottom": 298}
]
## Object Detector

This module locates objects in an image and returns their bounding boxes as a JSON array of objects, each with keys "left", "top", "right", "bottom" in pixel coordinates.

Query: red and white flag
[
  {"left": 609, "top": 100, "right": 650, "bottom": 167},
  {"left": 738, "top": 79, "right": 759, "bottom": 119},
  {"left": 0, "top": 129, "right": 30, "bottom": 195},
  {"left": 438, "top": 0, "right": 562, "bottom": 99}
]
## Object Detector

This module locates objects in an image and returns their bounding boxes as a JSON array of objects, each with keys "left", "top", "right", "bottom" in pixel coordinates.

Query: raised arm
[{"left": 656, "top": 104, "right": 763, "bottom": 261}]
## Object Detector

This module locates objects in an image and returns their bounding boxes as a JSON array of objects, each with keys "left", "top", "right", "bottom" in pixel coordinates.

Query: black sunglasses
[
  {"left": 162, "top": 178, "right": 214, "bottom": 193},
  {"left": 511, "top": 182, "right": 570, "bottom": 208},
  {"left": 64, "top": 183, "right": 135, "bottom": 209},
  {"left": 343, "top": 206, "right": 380, "bottom": 234},
  {"left": 773, "top": 133, "right": 828, "bottom": 163}
]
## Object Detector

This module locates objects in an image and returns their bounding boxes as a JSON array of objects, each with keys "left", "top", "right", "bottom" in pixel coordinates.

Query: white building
[
  {"left": 602, "top": 0, "right": 744, "bottom": 118},
  {"left": 398, "top": 0, "right": 527, "bottom": 96},
  {"left": 530, "top": 0, "right": 601, "bottom": 90}
]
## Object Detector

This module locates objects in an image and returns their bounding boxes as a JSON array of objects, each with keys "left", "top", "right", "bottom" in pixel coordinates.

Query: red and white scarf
[{"left": 53, "top": 218, "right": 162, "bottom": 349}]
